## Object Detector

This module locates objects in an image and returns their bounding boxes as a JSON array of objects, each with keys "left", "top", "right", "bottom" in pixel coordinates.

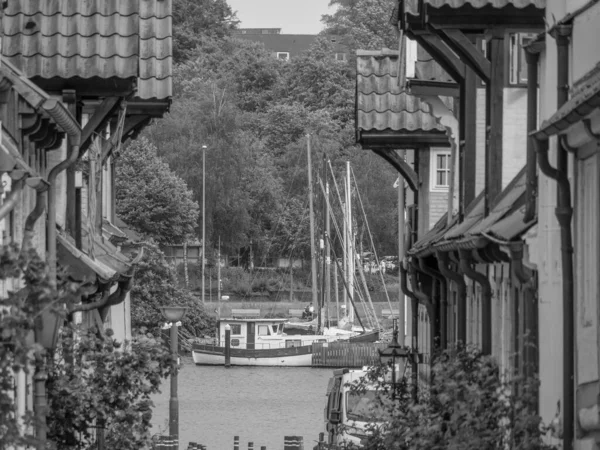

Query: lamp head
[
  {"left": 202, "top": 145, "right": 207, "bottom": 150},
  {"left": 159, "top": 306, "right": 188, "bottom": 322}
]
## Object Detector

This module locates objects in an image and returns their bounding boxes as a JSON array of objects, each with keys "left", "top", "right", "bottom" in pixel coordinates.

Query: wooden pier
[{"left": 311, "top": 342, "right": 387, "bottom": 368}]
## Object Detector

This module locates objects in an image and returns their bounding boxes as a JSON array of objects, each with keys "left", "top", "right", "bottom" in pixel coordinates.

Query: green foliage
[
  {"left": 350, "top": 347, "right": 556, "bottom": 450},
  {"left": 47, "top": 327, "right": 172, "bottom": 450},
  {"left": 130, "top": 244, "right": 216, "bottom": 337},
  {"left": 115, "top": 137, "right": 199, "bottom": 244},
  {"left": 0, "top": 245, "right": 87, "bottom": 449}
]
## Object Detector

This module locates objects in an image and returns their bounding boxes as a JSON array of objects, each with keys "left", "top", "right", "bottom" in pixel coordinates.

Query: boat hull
[{"left": 192, "top": 344, "right": 313, "bottom": 367}]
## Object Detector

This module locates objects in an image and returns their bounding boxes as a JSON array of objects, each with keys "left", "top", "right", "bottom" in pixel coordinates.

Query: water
[{"left": 151, "top": 358, "right": 332, "bottom": 450}]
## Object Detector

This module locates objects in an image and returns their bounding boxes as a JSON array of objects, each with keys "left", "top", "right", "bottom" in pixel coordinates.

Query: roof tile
[
  {"left": 405, "top": 0, "right": 545, "bottom": 15},
  {"left": 356, "top": 49, "right": 445, "bottom": 133},
  {"left": 2, "top": 0, "right": 172, "bottom": 100}
]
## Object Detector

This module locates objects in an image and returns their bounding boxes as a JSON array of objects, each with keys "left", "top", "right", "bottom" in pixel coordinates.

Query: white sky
[{"left": 227, "top": 0, "right": 336, "bottom": 34}]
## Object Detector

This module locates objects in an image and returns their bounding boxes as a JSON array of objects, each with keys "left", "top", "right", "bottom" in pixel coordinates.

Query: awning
[
  {"left": 408, "top": 213, "right": 458, "bottom": 257},
  {"left": 532, "top": 62, "right": 600, "bottom": 140},
  {"left": 57, "top": 232, "right": 118, "bottom": 284}
]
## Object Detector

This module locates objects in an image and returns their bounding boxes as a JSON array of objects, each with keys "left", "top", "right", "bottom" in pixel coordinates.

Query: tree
[
  {"left": 172, "top": 0, "right": 238, "bottom": 63},
  {"left": 47, "top": 327, "right": 172, "bottom": 450},
  {"left": 115, "top": 137, "right": 199, "bottom": 245}
]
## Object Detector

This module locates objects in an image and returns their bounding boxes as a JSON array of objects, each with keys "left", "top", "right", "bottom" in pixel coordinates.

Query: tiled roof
[
  {"left": 405, "top": 0, "right": 545, "bottom": 15},
  {"left": 415, "top": 46, "right": 453, "bottom": 83},
  {"left": 356, "top": 49, "right": 446, "bottom": 133},
  {"left": 2, "top": 0, "right": 172, "bottom": 100}
]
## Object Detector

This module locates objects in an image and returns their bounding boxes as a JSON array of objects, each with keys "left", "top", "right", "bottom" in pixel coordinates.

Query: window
[
  {"left": 430, "top": 150, "right": 451, "bottom": 191},
  {"left": 276, "top": 52, "right": 290, "bottom": 61},
  {"left": 285, "top": 339, "right": 302, "bottom": 348},
  {"left": 230, "top": 324, "right": 242, "bottom": 335},
  {"left": 271, "top": 324, "right": 280, "bottom": 334},
  {"left": 508, "top": 33, "right": 536, "bottom": 85},
  {"left": 334, "top": 52, "right": 347, "bottom": 61},
  {"left": 257, "top": 325, "right": 270, "bottom": 336}
]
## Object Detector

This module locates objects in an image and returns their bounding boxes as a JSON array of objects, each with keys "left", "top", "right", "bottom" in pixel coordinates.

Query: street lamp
[
  {"left": 159, "top": 306, "right": 188, "bottom": 448},
  {"left": 201, "top": 144, "right": 207, "bottom": 304},
  {"left": 34, "top": 307, "right": 62, "bottom": 449},
  {"left": 378, "top": 319, "right": 409, "bottom": 400}
]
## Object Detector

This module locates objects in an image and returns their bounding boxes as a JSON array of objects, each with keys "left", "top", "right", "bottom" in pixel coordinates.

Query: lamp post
[
  {"left": 378, "top": 319, "right": 409, "bottom": 400},
  {"left": 201, "top": 144, "right": 207, "bottom": 304},
  {"left": 160, "top": 306, "right": 188, "bottom": 448},
  {"left": 34, "top": 307, "right": 62, "bottom": 449}
]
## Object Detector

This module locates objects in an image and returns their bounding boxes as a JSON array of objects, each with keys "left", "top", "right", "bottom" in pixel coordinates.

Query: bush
[{"left": 350, "top": 346, "right": 556, "bottom": 450}]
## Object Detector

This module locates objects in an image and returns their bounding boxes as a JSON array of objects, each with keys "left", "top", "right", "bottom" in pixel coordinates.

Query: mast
[
  {"left": 325, "top": 168, "right": 331, "bottom": 328},
  {"left": 306, "top": 135, "right": 319, "bottom": 316},
  {"left": 346, "top": 161, "right": 355, "bottom": 323}
]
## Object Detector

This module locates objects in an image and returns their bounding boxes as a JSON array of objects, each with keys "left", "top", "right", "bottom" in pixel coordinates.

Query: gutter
[
  {"left": 436, "top": 250, "right": 466, "bottom": 345},
  {"left": 42, "top": 98, "right": 82, "bottom": 289},
  {"left": 532, "top": 24, "right": 575, "bottom": 450},
  {"left": 458, "top": 249, "right": 492, "bottom": 355}
]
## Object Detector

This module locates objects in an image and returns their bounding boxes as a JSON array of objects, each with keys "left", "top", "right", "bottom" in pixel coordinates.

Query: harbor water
[{"left": 151, "top": 358, "right": 332, "bottom": 450}]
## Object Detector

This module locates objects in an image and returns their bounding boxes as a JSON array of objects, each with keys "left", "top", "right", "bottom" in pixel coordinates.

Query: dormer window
[
  {"left": 276, "top": 52, "right": 290, "bottom": 61},
  {"left": 508, "top": 33, "right": 536, "bottom": 86}
]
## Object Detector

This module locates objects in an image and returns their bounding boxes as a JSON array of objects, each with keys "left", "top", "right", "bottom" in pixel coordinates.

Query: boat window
[
  {"left": 230, "top": 324, "right": 242, "bottom": 335},
  {"left": 257, "top": 325, "right": 270, "bottom": 336},
  {"left": 272, "top": 324, "right": 279, "bottom": 334},
  {"left": 285, "top": 340, "right": 302, "bottom": 348}
]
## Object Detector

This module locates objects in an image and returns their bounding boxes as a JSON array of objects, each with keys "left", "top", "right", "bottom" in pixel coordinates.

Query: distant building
[{"left": 234, "top": 28, "right": 348, "bottom": 61}]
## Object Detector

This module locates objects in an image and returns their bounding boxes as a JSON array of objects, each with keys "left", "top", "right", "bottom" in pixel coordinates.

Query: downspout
[
  {"left": 524, "top": 49, "right": 540, "bottom": 222},
  {"left": 0, "top": 179, "right": 24, "bottom": 220},
  {"left": 436, "top": 250, "right": 466, "bottom": 345},
  {"left": 533, "top": 24, "right": 574, "bottom": 450},
  {"left": 22, "top": 179, "right": 49, "bottom": 252},
  {"left": 400, "top": 263, "right": 418, "bottom": 402},
  {"left": 458, "top": 249, "right": 492, "bottom": 355},
  {"left": 419, "top": 257, "right": 446, "bottom": 350},
  {"left": 43, "top": 99, "right": 81, "bottom": 288}
]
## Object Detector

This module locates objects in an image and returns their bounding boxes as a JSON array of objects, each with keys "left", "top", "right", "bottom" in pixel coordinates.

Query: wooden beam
[
  {"left": 79, "top": 97, "right": 121, "bottom": 155},
  {"left": 461, "top": 67, "right": 478, "bottom": 211},
  {"left": 438, "top": 29, "right": 491, "bottom": 82},
  {"left": 417, "top": 34, "right": 466, "bottom": 82},
  {"left": 372, "top": 149, "right": 419, "bottom": 192},
  {"left": 486, "top": 34, "right": 504, "bottom": 212},
  {"left": 407, "top": 79, "right": 460, "bottom": 97}
]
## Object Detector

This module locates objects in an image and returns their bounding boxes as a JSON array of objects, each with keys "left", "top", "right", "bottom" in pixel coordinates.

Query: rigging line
[
  {"left": 325, "top": 232, "right": 366, "bottom": 332},
  {"left": 318, "top": 178, "right": 374, "bottom": 327},
  {"left": 350, "top": 165, "right": 395, "bottom": 316}
]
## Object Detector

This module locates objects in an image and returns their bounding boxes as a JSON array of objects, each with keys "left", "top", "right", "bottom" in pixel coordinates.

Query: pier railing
[{"left": 311, "top": 342, "right": 387, "bottom": 368}]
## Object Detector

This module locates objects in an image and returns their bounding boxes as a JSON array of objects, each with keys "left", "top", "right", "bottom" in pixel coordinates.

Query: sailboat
[{"left": 283, "top": 137, "right": 381, "bottom": 342}]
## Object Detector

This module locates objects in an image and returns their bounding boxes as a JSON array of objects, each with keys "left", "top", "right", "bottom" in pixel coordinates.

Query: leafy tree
[
  {"left": 172, "top": 0, "right": 238, "bottom": 63},
  {"left": 322, "top": 0, "right": 399, "bottom": 53},
  {"left": 130, "top": 244, "right": 216, "bottom": 338},
  {"left": 47, "top": 327, "right": 172, "bottom": 450},
  {"left": 115, "top": 137, "right": 199, "bottom": 245}
]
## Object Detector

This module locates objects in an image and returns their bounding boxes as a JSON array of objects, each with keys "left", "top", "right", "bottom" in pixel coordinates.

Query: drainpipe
[
  {"left": 534, "top": 24, "right": 575, "bottom": 450},
  {"left": 409, "top": 259, "right": 434, "bottom": 344},
  {"left": 418, "top": 257, "right": 446, "bottom": 350},
  {"left": 458, "top": 249, "right": 492, "bottom": 355},
  {"left": 524, "top": 49, "right": 540, "bottom": 222},
  {"left": 43, "top": 99, "right": 81, "bottom": 289},
  {"left": 22, "top": 178, "right": 50, "bottom": 252},
  {"left": 400, "top": 263, "right": 418, "bottom": 402},
  {"left": 436, "top": 251, "right": 466, "bottom": 345},
  {"left": 0, "top": 179, "right": 24, "bottom": 220}
]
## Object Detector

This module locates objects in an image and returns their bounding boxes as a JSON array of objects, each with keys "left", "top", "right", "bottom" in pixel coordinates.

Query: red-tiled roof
[
  {"left": 356, "top": 49, "right": 446, "bottom": 133},
  {"left": 2, "top": 0, "right": 172, "bottom": 100}
]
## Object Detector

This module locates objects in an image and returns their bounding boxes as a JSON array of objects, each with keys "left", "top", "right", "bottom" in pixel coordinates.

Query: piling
[
  {"left": 233, "top": 435, "right": 240, "bottom": 450},
  {"left": 225, "top": 324, "right": 231, "bottom": 367},
  {"left": 248, "top": 442, "right": 254, "bottom": 450},
  {"left": 283, "top": 436, "right": 304, "bottom": 450},
  {"left": 156, "top": 435, "right": 177, "bottom": 449},
  {"left": 261, "top": 447, "right": 266, "bottom": 450}
]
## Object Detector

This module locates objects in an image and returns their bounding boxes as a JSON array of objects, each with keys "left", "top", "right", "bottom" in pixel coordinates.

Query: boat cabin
[{"left": 216, "top": 318, "right": 335, "bottom": 349}]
